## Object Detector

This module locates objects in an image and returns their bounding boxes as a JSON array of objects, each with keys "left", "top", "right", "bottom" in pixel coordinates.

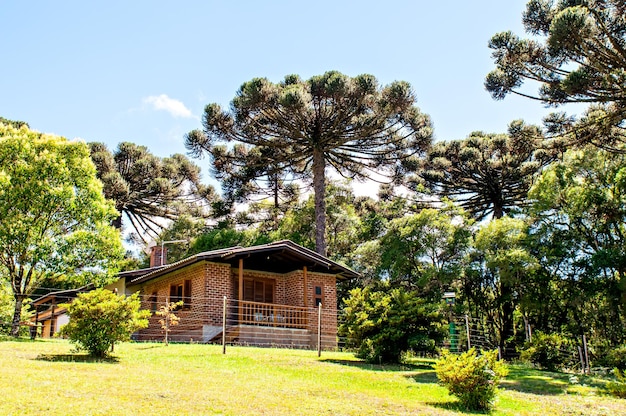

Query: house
[
  {"left": 126, "top": 240, "right": 359, "bottom": 349},
  {"left": 29, "top": 240, "right": 358, "bottom": 348}
]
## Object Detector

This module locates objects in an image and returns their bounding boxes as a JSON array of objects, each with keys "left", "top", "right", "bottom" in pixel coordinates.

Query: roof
[
  {"left": 31, "top": 284, "right": 95, "bottom": 306},
  {"left": 129, "top": 240, "right": 360, "bottom": 286}
]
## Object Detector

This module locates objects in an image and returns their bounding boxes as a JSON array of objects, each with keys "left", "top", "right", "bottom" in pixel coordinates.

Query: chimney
[{"left": 150, "top": 245, "right": 168, "bottom": 267}]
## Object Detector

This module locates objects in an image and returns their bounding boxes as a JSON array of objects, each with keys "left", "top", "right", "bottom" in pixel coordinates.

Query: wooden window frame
[
  {"left": 169, "top": 279, "right": 192, "bottom": 310},
  {"left": 314, "top": 285, "right": 323, "bottom": 307},
  {"left": 237, "top": 277, "right": 275, "bottom": 304}
]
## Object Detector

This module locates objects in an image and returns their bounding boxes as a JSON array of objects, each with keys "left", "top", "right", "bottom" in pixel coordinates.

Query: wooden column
[
  {"left": 238, "top": 258, "right": 243, "bottom": 323},
  {"left": 303, "top": 266, "right": 308, "bottom": 308}
]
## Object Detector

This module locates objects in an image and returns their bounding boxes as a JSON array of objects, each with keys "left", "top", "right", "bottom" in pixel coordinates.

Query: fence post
[
  {"left": 317, "top": 302, "right": 322, "bottom": 357},
  {"left": 222, "top": 296, "right": 227, "bottom": 355},
  {"left": 464, "top": 315, "right": 471, "bottom": 350},
  {"left": 578, "top": 346, "right": 585, "bottom": 374},
  {"left": 582, "top": 334, "right": 590, "bottom": 374}
]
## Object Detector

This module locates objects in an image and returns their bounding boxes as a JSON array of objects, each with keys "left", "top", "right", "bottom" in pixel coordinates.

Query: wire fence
[
  {"left": 3, "top": 292, "right": 596, "bottom": 370},
  {"left": 442, "top": 315, "right": 590, "bottom": 373}
]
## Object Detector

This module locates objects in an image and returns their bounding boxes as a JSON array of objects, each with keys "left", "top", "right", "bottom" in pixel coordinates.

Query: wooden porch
[{"left": 238, "top": 300, "right": 308, "bottom": 329}]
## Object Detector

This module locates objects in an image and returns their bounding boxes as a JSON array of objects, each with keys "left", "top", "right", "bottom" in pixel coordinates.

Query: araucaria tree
[
  {"left": 185, "top": 71, "right": 433, "bottom": 255},
  {"left": 89, "top": 142, "right": 217, "bottom": 241},
  {"left": 0, "top": 123, "right": 124, "bottom": 336},
  {"left": 486, "top": 0, "right": 626, "bottom": 152},
  {"left": 417, "top": 121, "right": 553, "bottom": 220}
]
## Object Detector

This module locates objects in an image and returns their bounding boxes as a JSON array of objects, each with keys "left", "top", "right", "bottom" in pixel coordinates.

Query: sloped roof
[
  {"left": 128, "top": 240, "right": 359, "bottom": 286},
  {"left": 31, "top": 284, "right": 95, "bottom": 306}
]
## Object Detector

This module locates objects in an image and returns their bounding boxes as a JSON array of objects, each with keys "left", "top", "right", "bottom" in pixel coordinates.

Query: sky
[{"left": 1, "top": 1, "right": 570, "bottom": 189}]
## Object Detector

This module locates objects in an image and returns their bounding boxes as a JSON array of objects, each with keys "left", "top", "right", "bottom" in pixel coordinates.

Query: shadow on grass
[
  {"left": 134, "top": 344, "right": 164, "bottom": 350},
  {"left": 408, "top": 369, "right": 439, "bottom": 384},
  {"left": 35, "top": 353, "right": 119, "bottom": 364},
  {"left": 320, "top": 358, "right": 432, "bottom": 372},
  {"left": 0, "top": 336, "right": 45, "bottom": 343},
  {"left": 426, "top": 401, "right": 491, "bottom": 415},
  {"left": 502, "top": 365, "right": 609, "bottom": 395},
  {"left": 499, "top": 365, "right": 572, "bottom": 395}
]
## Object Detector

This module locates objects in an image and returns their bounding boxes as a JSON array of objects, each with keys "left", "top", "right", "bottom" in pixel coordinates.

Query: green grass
[{"left": 0, "top": 339, "right": 624, "bottom": 415}]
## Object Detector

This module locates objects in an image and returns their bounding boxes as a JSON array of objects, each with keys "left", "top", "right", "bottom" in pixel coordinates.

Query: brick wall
[
  {"left": 132, "top": 260, "right": 341, "bottom": 348},
  {"left": 134, "top": 261, "right": 231, "bottom": 341}
]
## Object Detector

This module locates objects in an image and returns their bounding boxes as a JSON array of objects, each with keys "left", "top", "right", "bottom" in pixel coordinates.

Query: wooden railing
[{"left": 238, "top": 301, "right": 308, "bottom": 329}]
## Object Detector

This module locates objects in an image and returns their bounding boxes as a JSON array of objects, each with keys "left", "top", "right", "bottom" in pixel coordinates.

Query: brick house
[{"left": 124, "top": 240, "right": 359, "bottom": 348}]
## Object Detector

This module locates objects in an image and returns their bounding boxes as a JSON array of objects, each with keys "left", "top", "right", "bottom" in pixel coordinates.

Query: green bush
[
  {"left": 598, "top": 345, "right": 626, "bottom": 371},
  {"left": 607, "top": 368, "right": 626, "bottom": 398},
  {"left": 519, "top": 331, "right": 573, "bottom": 371},
  {"left": 435, "top": 348, "right": 508, "bottom": 411},
  {"left": 339, "top": 286, "right": 446, "bottom": 363},
  {"left": 59, "top": 289, "right": 150, "bottom": 357}
]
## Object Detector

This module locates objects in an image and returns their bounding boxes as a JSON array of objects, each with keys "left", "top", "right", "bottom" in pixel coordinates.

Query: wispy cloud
[{"left": 143, "top": 94, "right": 194, "bottom": 118}]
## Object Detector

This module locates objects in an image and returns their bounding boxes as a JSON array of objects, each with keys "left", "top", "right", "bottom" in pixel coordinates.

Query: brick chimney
[{"left": 150, "top": 245, "right": 168, "bottom": 267}]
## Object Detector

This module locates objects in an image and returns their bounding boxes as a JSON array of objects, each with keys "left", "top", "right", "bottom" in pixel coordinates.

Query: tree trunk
[
  {"left": 493, "top": 203, "right": 504, "bottom": 220},
  {"left": 11, "top": 294, "right": 25, "bottom": 337},
  {"left": 112, "top": 214, "right": 123, "bottom": 230},
  {"left": 312, "top": 148, "right": 327, "bottom": 256}
]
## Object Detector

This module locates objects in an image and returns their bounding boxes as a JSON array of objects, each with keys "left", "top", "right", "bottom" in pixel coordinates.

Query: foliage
[
  {"left": 0, "top": 122, "right": 124, "bottom": 336},
  {"left": 377, "top": 205, "right": 472, "bottom": 301},
  {"left": 155, "top": 300, "right": 183, "bottom": 346},
  {"left": 339, "top": 286, "right": 446, "bottom": 363},
  {"left": 519, "top": 331, "right": 573, "bottom": 371},
  {"left": 0, "top": 116, "right": 29, "bottom": 129},
  {"left": 270, "top": 181, "right": 365, "bottom": 260},
  {"left": 486, "top": 0, "right": 626, "bottom": 152},
  {"left": 59, "top": 289, "right": 150, "bottom": 357},
  {"left": 597, "top": 345, "right": 626, "bottom": 372},
  {"left": 435, "top": 348, "right": 508, "bottom": 411},
  {"left": 607, "top": 368, "right": 626, "bottom": 399},
  {"left": 186, "top": 70, "right": 433, "bottom": 254},
  {"left": 88, "top": 141, "right": 218, "bottom": 241},
  {"left": 527, "top": 147, "right": 626, "bottom": 344},
  {"left": 416, "top": 121, "right": 553, "bottom": 220},
  {"left": 471, "top": 217, "right": 538, "bottom": 357}
]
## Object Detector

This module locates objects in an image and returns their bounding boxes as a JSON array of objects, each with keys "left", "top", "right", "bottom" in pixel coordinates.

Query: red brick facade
[{"left": 131, "top": 260, "right": 339, "bottom": 348}]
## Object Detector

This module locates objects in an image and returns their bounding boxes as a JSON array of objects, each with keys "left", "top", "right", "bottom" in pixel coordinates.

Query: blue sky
[{"left": 1, "top": 1, "right": 562, "bottom": 186}]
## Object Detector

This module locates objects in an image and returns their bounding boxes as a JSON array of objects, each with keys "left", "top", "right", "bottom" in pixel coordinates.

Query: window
[
  {"left": 315, "top": 286, "right": 323, "bottom": 307},
  {"left": 149, "top": 292, "right": 158, "bottom": 313},
  {"left": 239, "top": 278, "right": 274, "bottom": 303},
  {"left": 169, "top": 279, "right": 192, "bottom": 310}
]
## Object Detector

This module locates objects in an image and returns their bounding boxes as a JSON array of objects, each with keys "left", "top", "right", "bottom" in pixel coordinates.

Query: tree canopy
[
  {"left": 89, "top": 142, "right": 217, "bottom": 241},
  {"left": 185, "top": 71, "right": 433, "bottom": 255},
  {"left": 0, "top": 123, "right": 124, "bottom": 335},
  {"left": 416, "top": 121, "right": 552, "bottom": 220},
  {"left": 486, "top": 0, "right": 626, "bottom": 152},
  {"left": 527, "top": 146, "right": 626, "bottom": 344}
]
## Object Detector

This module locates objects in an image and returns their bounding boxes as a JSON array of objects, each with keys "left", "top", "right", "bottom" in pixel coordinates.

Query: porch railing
[{"left": 238, "top": 300, "right": 308, "bottom": 329}]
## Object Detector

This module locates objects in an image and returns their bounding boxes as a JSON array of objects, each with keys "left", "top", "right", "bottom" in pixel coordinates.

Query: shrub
[
  {"left": 339, "top": 286, "right": 446, "bottom": 363},
  {"left": 597, "top": 345, "right": 626, "bottom": 371},
  {"left": 59, "top": 289, "right": 150, "bottom": 357},
  {"left": 435, "top": 348, "right": 508, "bottom": 411},
  {"left": 519, "top": 331, "right": 573, "bottom": 371},
  {"left": 607, "top": 368, "right": 626, "bottom": 398}
]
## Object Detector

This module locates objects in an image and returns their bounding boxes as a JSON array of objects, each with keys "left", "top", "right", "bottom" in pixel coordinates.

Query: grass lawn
[{"left": 0, "top": 339, "right": 624, "bottom": 415}]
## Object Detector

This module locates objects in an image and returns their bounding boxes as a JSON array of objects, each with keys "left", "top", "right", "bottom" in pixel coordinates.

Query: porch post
[
  {"left": 303, "top": 266, "right": 308, "bottom": 308},
  {"left": 238, "top": 258, "right": 243, "bottom": 323}
]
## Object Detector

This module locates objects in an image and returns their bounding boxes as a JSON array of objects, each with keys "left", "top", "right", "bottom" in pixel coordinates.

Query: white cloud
[{"left": 143, "top": 94, "right": 194, "bottom": 118}]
